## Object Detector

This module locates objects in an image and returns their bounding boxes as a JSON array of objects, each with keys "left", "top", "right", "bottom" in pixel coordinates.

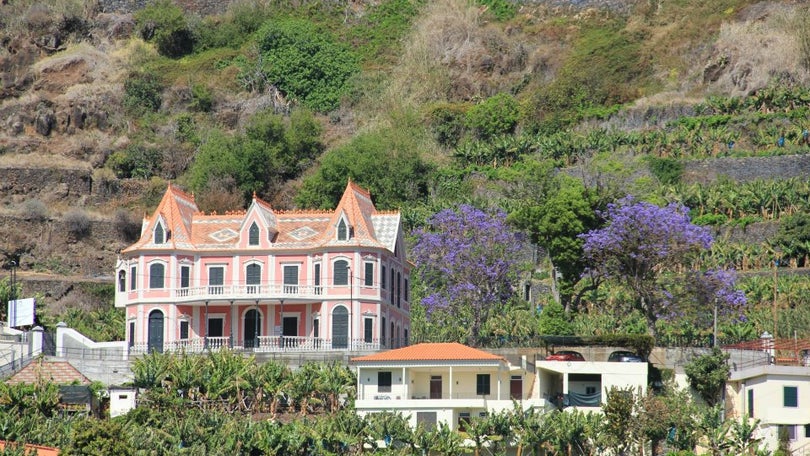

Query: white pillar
[
  {"left": 498, "top": 367, "right": 503, "bottom": 400},
  {"left": 402, "top": 367, "right": 406, "bottom": 399},
  {"left": 30, "top": 326, "right": 43, "bottom": 356},
  {"left": 193, "top": 306, "right": 200, "bottom": 338},
  {"left": 449, "top": 367, "right": 453, "bottom": 399}
]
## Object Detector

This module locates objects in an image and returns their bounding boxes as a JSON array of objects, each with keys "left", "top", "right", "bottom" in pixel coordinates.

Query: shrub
[
  {"left": 427, "top": 103, "right": 467, "bottom": 148},
  {"left": 465, "top": 93, "right": 520, "bottom": 140},
  {"left": 475, "top": 0, "right": 516, "bottom": 21},
  {"left": 189, "top": 84, "right": 213, "bottom": 112},
  {"left": 64, "top": 209, "right": 91, "bottom": 239},
  {"left": 691, "top": 213, "right": 727, "bottom": 226},
  {"left": 135, "top": 0, "right": 193, "bottom": 58},
  {"left": 123, "top": 71, "right": 163, "bottom": 116},
  {"left": 20, "top": 199, "right": 49, "bottom": 222},
  {"left": 93, "top": 168, "right": 120, "bottom": 196},
  {"left": 107, "top": 144, "right": 163, "bottom": 179},
  {"left": 647, "top": 156, "right": 684, "bottom": 185},
  {"left": 257, "top": 18, "right": 359, "bottom": 112},
  {"left": 114, "top": 209, "right": 142, "bottom": 242},
  {"left": 537, "top": 300, "right": 574, "bottom": 336}
]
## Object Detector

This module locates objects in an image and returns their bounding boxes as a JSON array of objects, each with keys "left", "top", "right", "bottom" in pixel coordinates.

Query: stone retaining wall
[{"left": 682, "top": 154, "right": 810, "bottom": 185}]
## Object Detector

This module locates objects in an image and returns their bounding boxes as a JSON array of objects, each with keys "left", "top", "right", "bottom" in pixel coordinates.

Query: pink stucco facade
[{"left": 115, "top": 182, "right": 411, "bottom": 353}]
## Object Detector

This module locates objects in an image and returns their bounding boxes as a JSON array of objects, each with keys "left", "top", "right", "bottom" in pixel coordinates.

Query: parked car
[
  {"left": 608, "top": 350, "right": 644, "bottom": 362},
  {"left": 546, "top": 350, "right": 585, "bottom": 361}
]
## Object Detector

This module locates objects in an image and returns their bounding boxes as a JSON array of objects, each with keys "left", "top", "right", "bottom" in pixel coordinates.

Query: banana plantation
[{"left": 0, "top": 350, "right": 771, "bottom": 456}]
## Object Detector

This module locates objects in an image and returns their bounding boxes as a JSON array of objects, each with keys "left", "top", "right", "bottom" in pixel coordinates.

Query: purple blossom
[
  {"left": 579, "top": 196, "right": 719, "bottom": 334},
  {"left": 681, "top": 268, "right": 748, "bottom": 323},
  {"left": 412, "top": 204, "right": 528, "bottom": 343}
]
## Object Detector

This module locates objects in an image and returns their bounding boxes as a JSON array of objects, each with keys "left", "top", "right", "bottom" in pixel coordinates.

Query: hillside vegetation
[{"left": 2, "top": 0, "right": 810, "bottom": 341}]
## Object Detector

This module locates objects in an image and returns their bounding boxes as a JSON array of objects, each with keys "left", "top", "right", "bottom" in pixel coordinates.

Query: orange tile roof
[
  {"left": 121, "top": 180, "right": 400, "bottom": 254},
  {"left": 6, "top": 360, "right": 90, "bottom": 385},
  {"left": 352, "top": 343, "right": 506, "bottom": 363},
  {"left": 0, "top": 441, "right": 59, "bottom": 456}
]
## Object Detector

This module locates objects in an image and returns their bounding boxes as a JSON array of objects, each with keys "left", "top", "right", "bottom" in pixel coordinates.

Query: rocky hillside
[{"left": 1, "top": 0, "right": 809, "bottom": 327}]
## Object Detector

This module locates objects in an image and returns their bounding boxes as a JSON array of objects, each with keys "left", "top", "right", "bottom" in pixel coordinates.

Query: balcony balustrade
[
  {"left": 118, "top": 282, "right": 390, "bottom": 304},
  {"left": 129, "top": 337, "right": 409, "bottom": 355}
]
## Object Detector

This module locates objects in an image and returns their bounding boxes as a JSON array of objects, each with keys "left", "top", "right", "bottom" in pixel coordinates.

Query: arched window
[
  {"left": 149, "top": 263, "right": 165, "bottom": 289},
  {"left": 333, "top": 260, "right": 349, "bottom": 286},
  {"left": 246, "top": 263, "right": 261, "bottom": 294},
  {"left": 118, "top": 270, "right": 126, "bottom": 292},
  {"left": 154, "top": 223, "right": 165, "bottom": 244},
  {"left": 337, "top": 219, "right": 348, "bottom": 241},
  {"left": 248, "top": 222, "right": 259, "bottom": 246}
]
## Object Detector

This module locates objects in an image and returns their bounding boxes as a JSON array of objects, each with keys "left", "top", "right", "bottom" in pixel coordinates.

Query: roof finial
[{"left": 253, "top": 191, "right": 257, "bottom": 200}]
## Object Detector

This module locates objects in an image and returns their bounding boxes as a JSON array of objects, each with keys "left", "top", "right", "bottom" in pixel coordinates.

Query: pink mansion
[{"left": 114, "top": 181, "right": 411, "bottom": 353}]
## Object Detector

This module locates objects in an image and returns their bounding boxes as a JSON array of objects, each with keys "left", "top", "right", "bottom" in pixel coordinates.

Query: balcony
[
  {"left": 128, "top": 337, "right": 408, "bottom": 355},
  {"left": 116, "top": 282, "right": 390, "bottom": 306}
]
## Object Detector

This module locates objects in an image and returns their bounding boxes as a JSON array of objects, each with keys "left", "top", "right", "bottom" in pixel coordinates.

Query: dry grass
[
  {"left": 0, "top": 152, "right": 90, "bottom": 169},
  {"left": 383, "top": 0, "right": 537, "bottom": 108},
  {"left": 704, "top": 4, "right": 809, "bottom": 97}
]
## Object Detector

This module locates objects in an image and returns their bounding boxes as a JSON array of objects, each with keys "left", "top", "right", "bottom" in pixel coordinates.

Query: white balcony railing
[
  {"left": 117, "top": 282, "right": 398, "bottom": 304},
  {"left": 129, "top": 337, "right": 391, "bottom": 355}
]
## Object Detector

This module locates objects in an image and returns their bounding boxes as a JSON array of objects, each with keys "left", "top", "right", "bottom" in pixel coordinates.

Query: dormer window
[
  {"left": 249, "top": 222, "right": 259, "bottom": 246},
  {"left": 337, "top": 218, "right": 349, "bottom": 241},
  {"left": 154, "top": 223, "right": 165, "bottom": 244}
]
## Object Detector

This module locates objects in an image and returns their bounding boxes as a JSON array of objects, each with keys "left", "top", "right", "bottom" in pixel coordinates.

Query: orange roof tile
[
  {"left": 352, "top": 343, "right": 506, "bottom": 363},
  {"left": 0, "top": 441, "right": 60, "bottom": 456},
  {"left": 320, "top": 181, "right": 378, "bottom": 246},
  {"left": 120, "top": 181, "right": 399, "bottom": 254}
]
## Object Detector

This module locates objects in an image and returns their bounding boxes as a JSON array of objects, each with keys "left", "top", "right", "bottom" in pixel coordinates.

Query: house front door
[
  {"left": 510, "top": 375, "right": 523, "bottom": 400},
  {"left": 244, "top": 309, "right": 261, "bottom": 348},
  {"left": 430, "top": 375, "right": 442, "bottom": 399},
  {"left": 282, "top": 316, "right": 297, "bottom": 347}
]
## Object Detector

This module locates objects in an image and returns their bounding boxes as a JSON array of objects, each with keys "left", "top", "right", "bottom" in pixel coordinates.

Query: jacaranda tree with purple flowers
[
  {"left": 412, "top": 204, "right": 528, "bottom": 345},
  {"left": 580, "top": 196, "right": 746, "bottom": 336}
]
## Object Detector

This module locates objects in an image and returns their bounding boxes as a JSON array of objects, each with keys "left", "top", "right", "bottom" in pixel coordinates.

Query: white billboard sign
[{"left": 8, "top": 298, "right": 35, "bottom": 327}]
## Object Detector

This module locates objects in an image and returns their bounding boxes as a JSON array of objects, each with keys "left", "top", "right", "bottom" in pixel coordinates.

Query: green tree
[
  {"left": 537, "top": 300, "right": 574, "bottom": 336},
  {"left": 601, "top": 387, "right": 638, "bottom": 455},
  {"left": 189, "top": 108, "right": 323, "bottom": 207},
  {"left": 772, "top": 212, "right": 810, "bottom": 267},
  {"left": 295, "top": 130, "right": 432, "bottom": 210},
  {"left": 510, "top": 169, "right": 600, "bottom": 309},
  {"left": 684, "top": 348, "right": 730, "bottom": 407},
  {"left": 257, "top": 18, "right": 359, "bottom": 112}
]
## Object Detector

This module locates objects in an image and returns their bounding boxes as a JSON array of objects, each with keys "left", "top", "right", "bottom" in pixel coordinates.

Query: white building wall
[{"left": 109, "top": 388, "right": 137, "bottom": 418}]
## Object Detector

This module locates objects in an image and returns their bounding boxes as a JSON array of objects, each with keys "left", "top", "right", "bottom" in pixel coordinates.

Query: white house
[
  {"left": 352, "top": 343, "right": 543, "bottom": 430},
  {"left": 727, "top": 364, "right": 810, "bottom": 453},
  {"left": 535, "top": 355, "right": 649, "bottom": 412}
]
